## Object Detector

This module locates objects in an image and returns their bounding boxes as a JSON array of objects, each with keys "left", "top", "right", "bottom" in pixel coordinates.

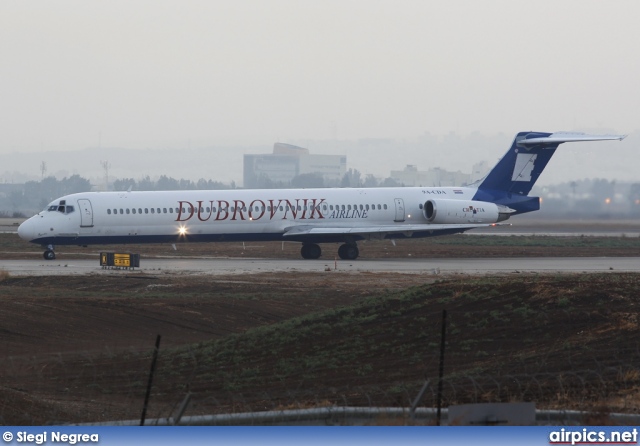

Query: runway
[{"left": 1, "top": 256, "right": 638, "bottom": 276}]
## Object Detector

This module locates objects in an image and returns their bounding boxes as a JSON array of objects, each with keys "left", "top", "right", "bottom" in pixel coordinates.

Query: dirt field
[{"left": 1, "top": 228, "right": 640, "bottom": 425}]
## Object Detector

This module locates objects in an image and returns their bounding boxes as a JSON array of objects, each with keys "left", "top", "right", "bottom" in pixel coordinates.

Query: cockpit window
[{"left": 46, "top": 200, "right": 73, "bottom": 214}]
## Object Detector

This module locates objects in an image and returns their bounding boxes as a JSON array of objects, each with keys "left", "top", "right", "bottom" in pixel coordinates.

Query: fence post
[
  {"left": 140, "top": 334, "right": 162, "bottom": 426},
  {"left": 436, "top": 310, "right": 447, "bottom": 426},
  {"left": 410, "top": 380, "right": 430, "bottom": 421}
]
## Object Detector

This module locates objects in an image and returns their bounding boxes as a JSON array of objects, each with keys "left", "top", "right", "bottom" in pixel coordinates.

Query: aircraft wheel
[
  {"left": 338, "top": 244, "right": 359, "bottom": 260},
  {"left": 43, "top": 250, "right": 56, "bottom": 260},
  {"left": 301, "top": 243, "right": 321, "bottom": 259}
]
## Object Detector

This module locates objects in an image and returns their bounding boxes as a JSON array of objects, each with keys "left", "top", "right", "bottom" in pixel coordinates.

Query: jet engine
[{"left": 423, "top": 199, "right": 514, "bottom": 224}]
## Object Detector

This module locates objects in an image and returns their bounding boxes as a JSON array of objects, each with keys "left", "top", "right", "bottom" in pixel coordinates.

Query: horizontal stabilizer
[{"left": 518, "top": 132, "right": 626, "bottom": 146}]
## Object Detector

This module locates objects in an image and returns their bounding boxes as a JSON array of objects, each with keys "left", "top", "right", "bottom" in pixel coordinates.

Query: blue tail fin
[{"left": 472, "top": 131, "right": 626, "bottom": 214}]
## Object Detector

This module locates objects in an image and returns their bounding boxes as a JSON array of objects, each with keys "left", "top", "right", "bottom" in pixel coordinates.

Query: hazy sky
[{"left": 1, "top": 0, "right": 639, "bottom": 155}]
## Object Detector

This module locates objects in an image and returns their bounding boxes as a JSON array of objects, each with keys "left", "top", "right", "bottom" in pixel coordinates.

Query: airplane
[{"left": 18, "top": 131, "right": 625, "bottom": 261}]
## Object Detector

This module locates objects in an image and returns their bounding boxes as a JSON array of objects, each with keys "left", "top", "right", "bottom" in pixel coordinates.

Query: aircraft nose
[{"left": 17, "top": 217, "right": 35, "bottom": 241}]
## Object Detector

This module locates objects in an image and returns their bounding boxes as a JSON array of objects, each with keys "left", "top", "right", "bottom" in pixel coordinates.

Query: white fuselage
[{"left": 18, "top": 186, "right": 482, "bottom": 246}]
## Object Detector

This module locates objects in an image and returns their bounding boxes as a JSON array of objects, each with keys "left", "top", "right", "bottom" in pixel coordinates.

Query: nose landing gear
[{"left": 43, "top": 245, "right": 56, "bottom": 260}]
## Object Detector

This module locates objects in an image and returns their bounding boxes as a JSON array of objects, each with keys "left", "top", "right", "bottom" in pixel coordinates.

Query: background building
[
  {"left": 243, "top": 143, "right": 346, "bottom": 188},
  {"left": 389, "top": 161, "right": 488, "bottom": 187}
]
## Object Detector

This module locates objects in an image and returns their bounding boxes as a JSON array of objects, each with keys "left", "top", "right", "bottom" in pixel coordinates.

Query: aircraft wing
[{"left": 283, "top": 223, "right": 496, "bottom": 238}]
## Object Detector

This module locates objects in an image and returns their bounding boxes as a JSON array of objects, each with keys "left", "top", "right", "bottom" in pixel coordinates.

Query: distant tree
[
  {"left": 113, "top": 178, "right": 137, "bottom": 191},
  {"left": 138, "top": 176, "right": 155, "bottom": 191},
  {"left": 341, "top": 168, "right": 362, "bottom": 188},
  {"left": 196, "top": 178, "right": 231, "bottom": 190},
  {"left": 590, "top": 178, "right": 616, "bottom": 206},
  {"left": 629, "top": 183, "right": 640, "bottom": 214},
  {"left": 60, "top": 174, "right": 91, "bottom": 195},
  {"left": 362, "top": 174, "right": 379, "bottom": 188},
  {"left": 253, "top": 173, "right": 278, "bottom": 189},
  {"left": 179, "top": 178, "right": 195, "bottom": 190},
  {"left": 380, "top": 177, "right": 401, "bottom": 187},
  {"left": 20, "top": 175, "right": 91, "bottom": 211},
  {"left": 156, "top": 175, "right": 180, "bottom": 190}
]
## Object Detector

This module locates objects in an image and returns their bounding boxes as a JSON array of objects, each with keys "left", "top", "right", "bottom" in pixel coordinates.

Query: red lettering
[
  {"left": 284, "top": 199, "right": 298, "bottom": 220},
  {"left": 268, "top": 200, "right": 283, "bottom": 219},
  {"left": 197, "top": 200, "right": 214, "bottom": 222},
  {"left": 308, "top": 198, "right": 326, "bottom": 219},
  {"left": 216, "top": 200, "right": 229, "bottom": 221},
  {"left": 231, "top": 200, "right": 247, "bottom": 220},
  {"left": 176, "top": 201, "right": 194, "bottom": 221},
  {"left": 249, "top": 200, "right": 266, "bottom": 220}
]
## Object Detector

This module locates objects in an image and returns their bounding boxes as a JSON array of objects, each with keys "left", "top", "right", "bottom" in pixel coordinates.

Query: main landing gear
[
  {"left": 301, "top": 243, "right": 322, "bottom": 259},
  {"left": 43, "top": 245, "right": 56, "bottom": 260},
  {"left": 338, "top": 243, "right": 359, "bottom": 260},
  {"left": 299, "top": 242, "right": 360, "bottom": 260}
]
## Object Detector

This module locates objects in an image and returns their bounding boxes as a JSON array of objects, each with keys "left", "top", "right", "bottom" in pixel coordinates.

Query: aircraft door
[
  {"left": 77, "top": 199, "right": 94, "bottom": 227},
  {"left": 394, "top": 198, "right": 405, "bottom": 222}
]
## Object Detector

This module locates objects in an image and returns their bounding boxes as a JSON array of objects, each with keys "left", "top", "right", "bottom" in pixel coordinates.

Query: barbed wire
[{"left": 2, "top": 342, "right": 640, "bottom": 425}]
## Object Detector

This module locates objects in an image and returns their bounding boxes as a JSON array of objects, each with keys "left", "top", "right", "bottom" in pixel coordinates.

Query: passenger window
[
  {"left": 150, "top": 208, "right": 155, "bottom": 214},
  {"left": 126, "top": 209, "right": 130, "bottom": 214},
  {"left": 107, "top": 209, "right": 111, "bottom": 215},
  {"left": 132, "top": 209, "right": 137, "bottom": 214},
  {"left": 365, "top": 205, "right": 369, "bottom": 210},
  {"left": 169, "top": 208, "right": 173, "bottom": 213},
  {"left": 163, "top": 208, "right": 167, "bottom": 213},
  {"left": 145, "top": 208, "right": 148, "bottom": 214},
  {"left": 138, "top": 208, "right": 142, "bottom": 214},
  {"left": 120, "top": 209, "right": 124, "bottom": 214},
  {"left": 419, "top": 203, "right": 423, "bottom": 209},
  {"left": 383, "top": 204, "right": 387, "bottom": 210}
]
